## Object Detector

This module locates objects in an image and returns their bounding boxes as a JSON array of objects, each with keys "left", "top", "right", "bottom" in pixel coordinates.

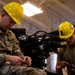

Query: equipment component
[{"left": 19, "top": 30, "right": 64, "bottom": 69}]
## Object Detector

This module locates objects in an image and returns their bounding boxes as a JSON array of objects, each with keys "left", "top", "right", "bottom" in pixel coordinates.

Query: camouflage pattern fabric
[
  {"left": 1, "top": 64, "right": 47, "bottom": 75},
  {"left": 0, "top": 29, "right": 24, "bottom": 65}
]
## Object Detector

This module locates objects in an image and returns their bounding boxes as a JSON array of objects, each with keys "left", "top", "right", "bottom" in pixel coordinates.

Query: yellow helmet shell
[
  {"left": 59, "top": 21, "right": 74, "bottom": 39},
  {"left": 3, "top": 2, "right": 24, "bottom": 25}
]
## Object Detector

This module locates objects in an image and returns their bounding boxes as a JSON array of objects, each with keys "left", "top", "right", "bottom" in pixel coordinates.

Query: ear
[
  {"left": 74, "top": 31, "right": 75, "bottom": 34},
  {"left": 1, "top": 13, "right": 5, "bottom": 17}
]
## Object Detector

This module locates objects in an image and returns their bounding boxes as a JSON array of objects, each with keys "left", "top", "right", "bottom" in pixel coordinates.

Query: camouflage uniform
[{"left": 0, "top": 29, "right": 47, "bottom": 75}]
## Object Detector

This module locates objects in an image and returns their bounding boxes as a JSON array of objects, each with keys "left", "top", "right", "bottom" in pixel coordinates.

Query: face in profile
[
  {"left": 66, "top": 33, "right": 75, "bottom": 45},
  {"left": 1, "top": 14, "right": 16, "bottom": 30}
]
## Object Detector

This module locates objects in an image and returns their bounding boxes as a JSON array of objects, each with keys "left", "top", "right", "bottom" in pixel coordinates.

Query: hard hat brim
[{"left": 10, "top": 15, "right": 21, "bottom": 25}]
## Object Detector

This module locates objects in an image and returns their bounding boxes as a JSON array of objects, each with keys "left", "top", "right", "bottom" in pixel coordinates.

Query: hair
[{"left": 2, "top": 9, "right": 9, "bottom": 15}]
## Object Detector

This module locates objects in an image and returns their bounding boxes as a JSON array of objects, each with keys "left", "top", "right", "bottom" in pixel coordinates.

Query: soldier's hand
[
  {"left": 23, "top": 56, "right": 32, "bottom": 66},
  {"left": 61, "top": 61, "right": 69, "bottom": 68},
  {"left": 5, "top": 55, "right": 24, "bottom": 65}
]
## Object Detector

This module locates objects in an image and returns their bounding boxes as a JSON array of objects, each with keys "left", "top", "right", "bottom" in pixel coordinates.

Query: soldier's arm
[
  {"left": 0, "top": 53, "right": 6, "bottom": 65},
  {"left": 9, "top": 30, "right": 24, "bottom": 58}
]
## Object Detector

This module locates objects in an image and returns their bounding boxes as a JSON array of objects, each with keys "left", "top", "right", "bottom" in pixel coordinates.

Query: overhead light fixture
[{"left": 21, "top": 2, "right": 43, "bottom": 17}]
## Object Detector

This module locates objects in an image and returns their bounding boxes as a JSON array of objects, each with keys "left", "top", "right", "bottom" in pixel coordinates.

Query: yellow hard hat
[
  {"left": 59, "top": 21, "right": 74, "bottom": 39},
  {"left": 3, "top": 2, "right": 24, "bottom": 25}
]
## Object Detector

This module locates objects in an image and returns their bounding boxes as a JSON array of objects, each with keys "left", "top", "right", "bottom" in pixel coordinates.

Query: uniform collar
[{"left": 0, "top": 28, "right": 9, "bottom": 35}]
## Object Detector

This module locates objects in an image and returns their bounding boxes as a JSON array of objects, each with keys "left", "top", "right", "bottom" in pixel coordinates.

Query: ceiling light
[{"left": 21, "top": 2, "right": 43, "bottom": 17}]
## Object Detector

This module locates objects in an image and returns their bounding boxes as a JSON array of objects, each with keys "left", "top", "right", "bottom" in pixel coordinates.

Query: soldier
[
  {"left": 56, "top": 21, "right": 75, "bottom": 75},
  {"left": 0, "top": 2, "right": 47, "bottom": 75}
]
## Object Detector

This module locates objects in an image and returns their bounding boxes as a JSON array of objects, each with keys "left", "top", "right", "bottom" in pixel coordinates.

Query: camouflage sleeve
[
  {"left": 13, "top": 37, "right": 24, "bottom": 58},
  {"left": 9, "top": 30, "right": 24, "bottom": 58},
  {"left": 0, "top": 53, "right": 6, "bottom": 65}
]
